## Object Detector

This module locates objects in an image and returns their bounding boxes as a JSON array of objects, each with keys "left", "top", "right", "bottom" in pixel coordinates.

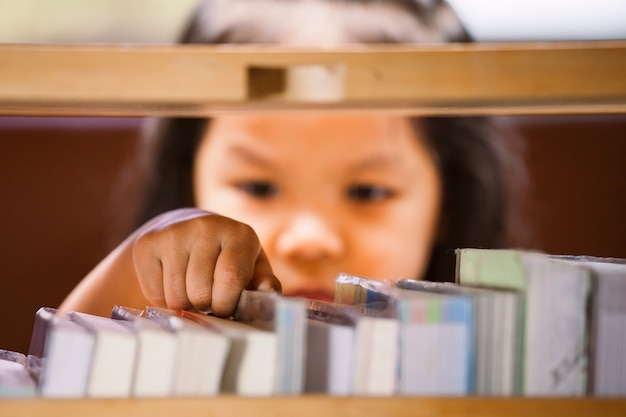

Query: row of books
[{"left": 1, "top": 248, "right": 625, "bottom": 398}]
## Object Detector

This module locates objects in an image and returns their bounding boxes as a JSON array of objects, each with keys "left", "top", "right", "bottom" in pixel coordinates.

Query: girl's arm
[{"left": 60, "top": 208, "right": 280, "bottom": 317}]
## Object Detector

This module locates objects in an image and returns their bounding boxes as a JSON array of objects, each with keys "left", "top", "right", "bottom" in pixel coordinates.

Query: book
[
  {"left": 69, "top": 311, "right": 138, "bottom": 398},
  {"left": 584, "top": 260, "right": 626, "bottom": 396},
  {"left": 396, "top": 279, "right": 523, "bottom": 396},
  {"left": 0, "top": 349, "right": 36, "bottom": 397},
  {"left": 111, "top": 306, "right": 178, "bottom": 397},
  {"left": 27, "top": 306, "right": 57, "bottom": 358},
  {"left": 181, "top": 310, "right": 278, "bottom": 396},
  {"left": 304, "top": 300, "right": 356, "bottom": 395},
  {"left": 350, "top": 307, "right": 399, "bottom": 396},
  {"left": 37, "top": 309, "right": 95, "bottom": 398},
  {"left": 395, "top": 288, "right": 473, "bottom": 396},
  {"left": 145, "top": 307, "right": 231, "bottom": 396},
  {"left": 234, "top": 290, "right": 307, "bottom": 394},
  {"left": 551, "top": 256, "right": 626, "bottom": 396},
  {"left": 334, "top": 274, "right": 392, "bottom": 310},
  {"left": 455, "top": 248, "right": 591, "bottom": 396},
  {"left": 334, "top": 275, "right": 401, "bottom": 396},
  {"left": 336, "top": 273, "right": 476, "bottom": 396}
]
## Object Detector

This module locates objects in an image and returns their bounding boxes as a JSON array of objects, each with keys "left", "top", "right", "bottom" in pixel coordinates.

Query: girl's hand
[{"left": 132, "top": 208, "right": 280, "bottom": 317}]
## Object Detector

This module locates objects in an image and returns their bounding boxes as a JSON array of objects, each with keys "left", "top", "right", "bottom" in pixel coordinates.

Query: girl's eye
[
  {"left": 237, "top": 181, "right": 278, "bottom": 199},
  {"left": 346, "top": 184, "right": 392, "bottom": 203}
]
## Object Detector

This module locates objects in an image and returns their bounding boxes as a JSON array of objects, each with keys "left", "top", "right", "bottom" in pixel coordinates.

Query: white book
[
  {"left": 111, "top": 306, "right": 178, "bottom": 397},
  {"left": 334, "top": 274, "right": 404, "bottom": 396},
  {"left": 587, "top": 261, "right": 626, "bottom": 396},
  {"left": 552, "top": 256, "right": 626, "bottom": 396},
  {"left": 0, "top": 350, "right": 36, "bottom": 397},
  {"left": 396, "top": 292, "right": 472, "bottom": 396},
  {"left": 336, "top": 274, "right": 473, "bottom": 396},
  {"left": 28, "top": 306, "right": 57, "bottom": 359},
  {"left": 456, "top": 248, "right": 591, "bottom": 396},
  {"left": 69, "top": 311, "right": 138, "bottom": 398},
  {"left": 352, "top": 310, "right": 399, "bottom": 396},
  {"left": 234, "top": 290, "right": 307, "bottom": 394},
  {"left": 145, "top": 307, "right": 231, "bottom": 397},
  {"left": 304, "top": 301, "right": 356, "bottom": 395},
  {"left": 396, "top": 279, "right": 523, "bottom": 396},
  {"left": 38, "top": 312, "right": 95, "bottom": 398},
  {"left": 182, "top": 311, "right": 278, "bottom": 396}
]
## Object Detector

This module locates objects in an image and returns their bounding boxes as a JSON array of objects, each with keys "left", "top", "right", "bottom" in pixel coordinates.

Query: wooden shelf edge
[
  {"left": 1, "top": 397, "right": 625, "bottom": 417},
  {"left": 1, "top": 101, "right": 625, "bottom": 117},
  {"left": 1, "top": 41, "right": 625, "bottom": 116}
]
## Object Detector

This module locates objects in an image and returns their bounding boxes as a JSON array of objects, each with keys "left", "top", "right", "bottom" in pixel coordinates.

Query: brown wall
[
  {"left": 515, "top": 115, "right": 626, "bottom": 258},
  {"left": 0, "top": 117, "right": 143, "bottom": 353},
  {"left": 0, "top": 114, "right": 625, "bottom": 354}
]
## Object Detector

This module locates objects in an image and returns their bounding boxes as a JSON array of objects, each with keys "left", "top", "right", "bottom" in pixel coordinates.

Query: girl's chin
[{"left": 283, "top": 290, "right": 336, "bottom": 303}]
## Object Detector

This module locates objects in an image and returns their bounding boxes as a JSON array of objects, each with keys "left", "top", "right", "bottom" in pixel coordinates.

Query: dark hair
[{"left": 134, "top": 0, "right": 527, "bottom": 282}]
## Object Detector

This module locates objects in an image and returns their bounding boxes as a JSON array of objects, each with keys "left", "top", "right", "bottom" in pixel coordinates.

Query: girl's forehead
[
  {"left": 202, "top": 114, "right": 431, "bottom": 167},
  {"left": 209, "top": 114, "right": 415, "bottom": 139}
]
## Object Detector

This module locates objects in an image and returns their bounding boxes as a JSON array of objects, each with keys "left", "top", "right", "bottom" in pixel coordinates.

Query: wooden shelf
[
  {"left": 1, "top": 41, "right": 625, "bottom": 116},
  {"left": 1, "top": 397, "right": 625, "bottom": 417}
]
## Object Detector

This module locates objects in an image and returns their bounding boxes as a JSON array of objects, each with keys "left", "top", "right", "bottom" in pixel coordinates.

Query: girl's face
[{"left": 194, "top": 114, "right": 441, "bottom": 301}]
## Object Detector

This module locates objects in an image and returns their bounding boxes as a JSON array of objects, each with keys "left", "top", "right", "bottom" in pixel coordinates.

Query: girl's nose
[{"left": 275, "top": 212, "right": 345, "bottom": 261}]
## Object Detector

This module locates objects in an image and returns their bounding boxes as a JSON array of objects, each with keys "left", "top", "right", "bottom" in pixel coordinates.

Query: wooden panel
[{"left": 0, "top": 41, "right": 625, "bottom": 116}]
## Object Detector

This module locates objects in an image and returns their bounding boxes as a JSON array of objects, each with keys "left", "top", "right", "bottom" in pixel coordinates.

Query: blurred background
[
  {"left": 1, "top": 0, "right": 625, "bottom": 43},
  {"left": 1, "top": 0, "right": 625, "bottom": 354}
]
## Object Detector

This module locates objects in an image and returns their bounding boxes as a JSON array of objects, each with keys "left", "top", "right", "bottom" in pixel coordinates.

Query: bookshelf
[{"left": 1, "top": 41, "right": 625, "bottom": 415}]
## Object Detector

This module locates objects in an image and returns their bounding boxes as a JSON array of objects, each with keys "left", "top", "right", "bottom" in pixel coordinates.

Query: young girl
[{"left": 60, "top": 0, "right": 525, "bottom": 318}]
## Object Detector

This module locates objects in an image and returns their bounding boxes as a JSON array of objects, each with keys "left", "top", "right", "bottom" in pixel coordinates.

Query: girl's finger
[
  {"left": 210, "top": 226, "right": 262, "bottom": 317},
  {"left": 133, "top": 235, "right": 166, "bottom": 307},
  {"left": 185, "top": 237, "right": 221, "bottom": 313},
  {"left": 160, "top": 240, "right": 192, "bottom": 311}
]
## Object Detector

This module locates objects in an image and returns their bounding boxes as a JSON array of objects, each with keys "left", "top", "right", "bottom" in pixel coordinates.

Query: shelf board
[
  {"left": 1, "top": 397, "right": 626, "bottom": 417},
  {"left": 1, "top": 41, "right": 625, "bottom": 116}
]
